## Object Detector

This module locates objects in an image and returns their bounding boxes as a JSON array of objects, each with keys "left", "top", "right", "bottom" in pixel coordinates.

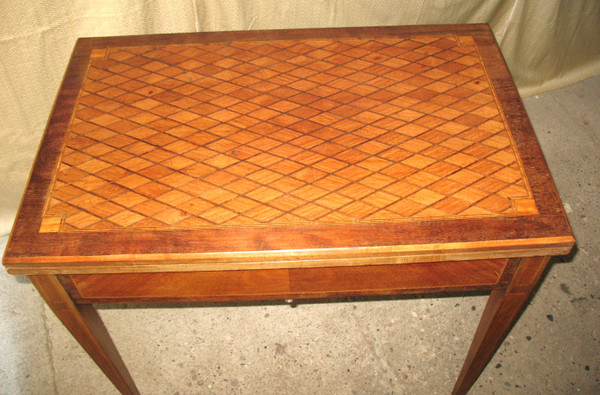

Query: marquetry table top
[{"left": 3, "top": 25, "right": 574, "bottom": 274}]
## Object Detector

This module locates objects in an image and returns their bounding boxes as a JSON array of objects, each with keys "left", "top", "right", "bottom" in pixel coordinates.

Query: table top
[{"left": 3, "top": 24, "right": 574, "bottom": 274}]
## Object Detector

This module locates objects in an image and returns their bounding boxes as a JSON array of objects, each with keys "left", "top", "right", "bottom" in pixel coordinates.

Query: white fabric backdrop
[{"left": 1, "top": 0, "right": 599, "bottom": 236}]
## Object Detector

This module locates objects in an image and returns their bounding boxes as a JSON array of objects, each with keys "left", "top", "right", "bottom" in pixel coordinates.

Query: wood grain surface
[
  {"left": 66, "top": 258, "right": 508, "bottom": 303},
  {"left": 45, "top": 34, "right": 533, "bottom": 231},
  {"left": 3, "top": 25, "right": 574, "bottom": 273}
]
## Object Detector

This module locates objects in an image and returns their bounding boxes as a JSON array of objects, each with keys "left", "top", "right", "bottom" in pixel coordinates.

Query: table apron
[{"left": 62, "top": 258, "right": 509, "bottom": 303}]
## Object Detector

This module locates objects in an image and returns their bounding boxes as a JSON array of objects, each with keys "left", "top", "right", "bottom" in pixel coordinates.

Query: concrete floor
[{"left": 1, "top": 75, "right": 599, "bottom": 394}]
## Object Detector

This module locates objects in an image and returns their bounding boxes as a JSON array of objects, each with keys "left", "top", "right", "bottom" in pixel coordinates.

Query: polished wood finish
[
  {"left": 452, "top": 256, "right": 551, "bottom": 394},
  {"left": 3, "top": 24, "right": 573, "bottom": 394},
  {"left": 29, "top": 275, "right": 140, "bottom": 395},
  {"left": 4, "top": 24, "right": 572, "bottom": 274},
  {"left": 47, "top": 34, "right": 533, "bottom": 231},
  {"left": 67, "top": 258, "right": 508, "bottom": 303}
]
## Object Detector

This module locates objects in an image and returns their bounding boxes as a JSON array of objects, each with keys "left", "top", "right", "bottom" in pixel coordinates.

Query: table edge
[{"left": 4, "top": 235, "right": 574, "bottom": 275}]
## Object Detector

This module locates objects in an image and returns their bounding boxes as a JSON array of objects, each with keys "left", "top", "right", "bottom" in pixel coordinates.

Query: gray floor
[{"left": 1, "top": 75, "right": 599, "bottom": 395}]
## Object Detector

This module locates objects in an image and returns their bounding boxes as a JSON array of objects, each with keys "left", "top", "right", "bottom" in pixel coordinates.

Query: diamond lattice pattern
[{"left": 44, "top": 34, "right": 535, "bottom": 231}]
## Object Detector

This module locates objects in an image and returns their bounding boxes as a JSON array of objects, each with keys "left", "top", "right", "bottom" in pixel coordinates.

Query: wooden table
[{"left": 3, "top": 24, "right": 574, "bottom": 394}]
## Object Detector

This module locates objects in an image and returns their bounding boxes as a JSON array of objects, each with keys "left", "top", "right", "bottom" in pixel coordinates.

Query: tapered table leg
[
  {"left": 452, "top": 256, "right": 551, "bottom": 395},
  {"left": 29, "top": 275, "right": 140, "bottom": 395}
]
